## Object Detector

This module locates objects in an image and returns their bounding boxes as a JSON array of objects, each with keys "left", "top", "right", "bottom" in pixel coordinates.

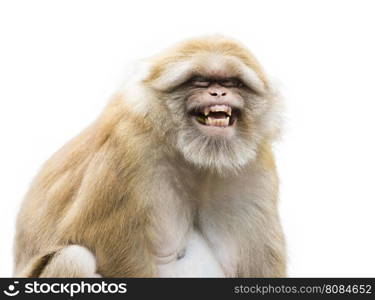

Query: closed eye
[
  {"left": 219, "top": 78, "right": 243, "bottom": 88},
  {"left": 190, "top": 76, "right": 211, "bottom": 87},
  {"left": 186, "top": 76, "right": 246, "bottom": 89}
]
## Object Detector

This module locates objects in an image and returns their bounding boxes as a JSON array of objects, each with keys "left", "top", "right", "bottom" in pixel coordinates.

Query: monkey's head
[{"left": 123, "top": 36, "right": 281, "bottom": 174}]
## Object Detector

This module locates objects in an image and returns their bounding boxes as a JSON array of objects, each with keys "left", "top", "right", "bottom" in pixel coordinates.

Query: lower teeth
[{"left": 196, "top": 116, "right": 230, "bottom": 127}]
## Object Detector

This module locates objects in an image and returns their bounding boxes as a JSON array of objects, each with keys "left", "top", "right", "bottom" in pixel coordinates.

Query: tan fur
[
  {"left": 14, "top": 36, "right": 286, "bottom": 277},
  {"left": 146, "top": 35, "right": 268, "bottom": 85}
]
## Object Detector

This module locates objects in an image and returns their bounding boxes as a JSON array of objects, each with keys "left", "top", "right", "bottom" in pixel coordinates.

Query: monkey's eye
[
  {"left": 219, "top": 78, "right": 243, "bottom": 88},
  {"left": 190, "top": 76, "right": 211, "bottom": 87}
]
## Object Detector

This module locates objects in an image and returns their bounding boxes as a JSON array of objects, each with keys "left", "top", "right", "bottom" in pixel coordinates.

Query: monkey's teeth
[
  {"left": 204, "top": 107, "right": 211, "bottom": 116},
  {"left": 227, "top": 106, "right": 232, "bottom": 116},
  {"left": 206, "top": 105, "right": 232, "bottom": 116},
  {"left": 206, "top": 116, "right": 230, "bottom": 127}
]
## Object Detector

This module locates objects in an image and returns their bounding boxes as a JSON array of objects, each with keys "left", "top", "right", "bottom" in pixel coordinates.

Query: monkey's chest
[{"left": 156, "top": 229, "right": 238, "bottom": 277}]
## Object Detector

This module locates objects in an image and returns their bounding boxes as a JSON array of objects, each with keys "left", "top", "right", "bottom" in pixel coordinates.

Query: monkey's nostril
[{"left": 209, "top": 91, "right": 226, "bottom": 97}]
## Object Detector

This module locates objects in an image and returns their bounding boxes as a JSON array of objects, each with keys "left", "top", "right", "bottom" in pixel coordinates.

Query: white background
[{"left": 1, "top": 0, "right": 375, "bottom": 277}]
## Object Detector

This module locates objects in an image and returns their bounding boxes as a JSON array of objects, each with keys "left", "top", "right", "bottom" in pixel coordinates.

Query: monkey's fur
[{"left": 14, "top": 36, "right": 286, "bottom": 277}]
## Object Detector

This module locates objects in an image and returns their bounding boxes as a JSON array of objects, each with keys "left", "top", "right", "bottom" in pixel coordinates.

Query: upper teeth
[{"left": 204, "top": 105, "right": 232, "bottom": 116}]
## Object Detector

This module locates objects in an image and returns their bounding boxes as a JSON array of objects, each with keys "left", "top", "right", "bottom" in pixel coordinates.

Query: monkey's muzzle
[{"left": 189, "top": 104, "right": 240, "bottom": 128}]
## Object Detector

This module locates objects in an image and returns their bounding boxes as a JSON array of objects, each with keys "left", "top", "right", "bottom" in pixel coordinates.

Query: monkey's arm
[
  {"left": 14, "top": 113, "right": 157, "bottom": 277},
  {"left": 240, "top": 144, "right": 287, "bottom": 277}
]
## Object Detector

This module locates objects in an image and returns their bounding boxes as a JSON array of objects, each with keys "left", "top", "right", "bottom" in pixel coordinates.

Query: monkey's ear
[{"left": 16, "top": 247, "right": 62, "bottom": 278}]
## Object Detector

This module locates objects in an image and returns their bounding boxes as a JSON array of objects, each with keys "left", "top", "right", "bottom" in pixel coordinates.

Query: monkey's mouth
[{"left": 189, "top": 104, "right": 240, "bottom": 128}]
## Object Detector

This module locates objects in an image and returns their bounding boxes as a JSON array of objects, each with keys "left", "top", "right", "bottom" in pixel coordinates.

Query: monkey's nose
[{"left": 208, "top": 88, "right": 226, "bottom": 97}]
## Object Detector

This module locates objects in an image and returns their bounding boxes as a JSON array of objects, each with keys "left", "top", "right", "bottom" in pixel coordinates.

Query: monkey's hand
[{"left": 17, "top": 245, "right": 102, "bottom": 278}]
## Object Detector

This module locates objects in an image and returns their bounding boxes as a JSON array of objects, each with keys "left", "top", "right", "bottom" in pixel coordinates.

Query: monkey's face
[
  {"left": 184, "top": 77, "right": 246, "bottom": 138},
  {"left": 137, "top": 37, "right": 281, "bottom": 173},
  {"left": 165, "top": 73, "right": 266, "bottom": 174}
]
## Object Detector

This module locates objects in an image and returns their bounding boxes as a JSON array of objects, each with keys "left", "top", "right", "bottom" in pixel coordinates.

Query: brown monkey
[{"left": 14, "top": 35, "right": 286, "bottom": 277}]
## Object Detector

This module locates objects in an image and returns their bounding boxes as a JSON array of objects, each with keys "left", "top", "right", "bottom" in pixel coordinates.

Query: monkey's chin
[
  {"left": 176, "top": 125, "right": 257, "bottom": 175},
  {"left": 191, "top": 117, "right": 237, "bottom": 138}
]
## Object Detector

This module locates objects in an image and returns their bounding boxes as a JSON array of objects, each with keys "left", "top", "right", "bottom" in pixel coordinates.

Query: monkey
[{"left": 14, "top": 35, "right": 286, "bottom": 278}]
